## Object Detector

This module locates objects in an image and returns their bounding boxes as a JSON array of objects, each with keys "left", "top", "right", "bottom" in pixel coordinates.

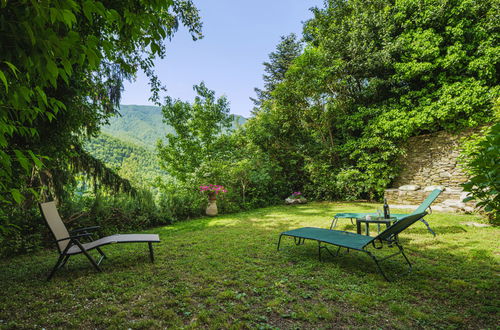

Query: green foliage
[
  {"left": 251, "top": 33, "right": 302, "bottom": 108},
  {"left": 246, "top": 0, "right": 498, "bottom": 201},
  {"left": 66, "top": 191, "right": 165, "bottom": 236},
  {"left": 461, "top": 112, "right": 500, "bottom": 223},
  {"left": 0, "top": 0, "right": 202, "bottom": 252},
  {"left": 85, "top": 132, "right": 166, "bottom": 187},
  {"left": 158, "top": 82, "right": 235, "bottom": 182},
  {"left": 102, "top": 104, "right": 246, "bottom": 150},
  {"left": 156, "top": 83, "right": 287, "bottom": 216},
  {"left": 156, "top": 181, "right": 205, "bottom": 221},
  {"left": 102, "top": 105, "right": 176, "bottom": 149}
]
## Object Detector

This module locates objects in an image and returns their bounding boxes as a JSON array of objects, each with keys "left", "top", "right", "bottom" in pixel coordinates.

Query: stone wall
[
  {"left": 393, "top": 130, "right": 474, "bottom": 188},
  {"left": 385, "top": 128, "right": 481, "bottom": 212}
]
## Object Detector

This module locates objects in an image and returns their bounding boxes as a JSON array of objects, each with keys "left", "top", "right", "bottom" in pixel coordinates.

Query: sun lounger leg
[
  {"left": 294, "top": 237, "right": 305, "bottom": 245},
  {"left": 397, "top": 243, "right": 412, "bottom": 272},
  {"left": 47, "top": 242, "right": 75, "bottom": 281},
  {"left": 74, "top": 240, "right": 102, "bottom": 272},
  {"left": 318, "top": 241, "right": 322, "bottom": 261},
  {"left": 367, "top": 251, "right": 391, "bottom": 281},
  {"left": 366, "top": 243, "right": 413, "bottom": 282},
  {"left": 47, "top": 253, "right": 66, "bottom": 281},
  {"left": 148, "top": 242, "right": 155, "bottom": 262},
  {"left": 318, "top": 243, "right": 341, "bottom": 261},
  {"left": 330, "top": 217, "right": 339, "bottom": 230},
  {"left": 277, "top": 234, "right": 283, "bottom": 251},
  {"left": 60, "top": 254, "right": 70, "bottom": 268},
  {"left": 96, "top": 247, "right": 106, "bottom": 259}
]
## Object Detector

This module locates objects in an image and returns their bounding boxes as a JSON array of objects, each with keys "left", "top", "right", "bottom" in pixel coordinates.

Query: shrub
[{"left": 461, "top": 122, "right": 500, "bottom": 223}]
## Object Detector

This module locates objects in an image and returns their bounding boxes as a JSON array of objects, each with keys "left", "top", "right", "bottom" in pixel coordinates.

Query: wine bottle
[{"left": 383, "top": 198, "right": 390, "bottom": 219}]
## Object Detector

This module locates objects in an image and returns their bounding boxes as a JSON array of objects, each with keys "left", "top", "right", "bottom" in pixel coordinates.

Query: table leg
[
  {"left": 356, "top": 220, "right": 361, "bottom": 234},
  {"left": 365, "top": 223, "right": 369, "bottom": 236}
]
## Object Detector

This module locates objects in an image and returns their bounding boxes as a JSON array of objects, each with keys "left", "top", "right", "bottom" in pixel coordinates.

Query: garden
[
  {"left": 1, "top": 203, "right": 498, "bottom": 328},
  {"left": 0, "top": 0, "right": 499, "bottom": 328}
]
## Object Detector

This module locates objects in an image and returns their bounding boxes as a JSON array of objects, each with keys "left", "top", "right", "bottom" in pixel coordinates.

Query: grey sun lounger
[
  {"left": 278, "top": 212, "right": 427, "bottom": 281},
  {"left": 330, "top": 189, "right": 442, "bottom": 234},
  {"left": 40, "top": 201, "right": 160, "bottom": 280}
]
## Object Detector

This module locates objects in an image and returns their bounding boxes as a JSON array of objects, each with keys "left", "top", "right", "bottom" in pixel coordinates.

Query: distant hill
[
  {"left": 86, "top": 105, "right": 246, "bottom": 186},
  {"left": 85, "top": 132, "right": 166, "bottom": 183},
  {"left": 101, "top": 104, "right": 247, "bottom": 150}
]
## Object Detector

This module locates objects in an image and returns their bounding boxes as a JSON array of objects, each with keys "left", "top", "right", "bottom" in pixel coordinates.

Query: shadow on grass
[
  {"left": 407, "top": 225, "right": 468, "bottom": 235},
  {"left": 0, "top": 202, "right": 498, "bottom": 328}
]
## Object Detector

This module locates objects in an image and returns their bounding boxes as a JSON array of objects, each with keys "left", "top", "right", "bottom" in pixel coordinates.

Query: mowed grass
[{"left": 0, "top": 202, "right": 498, "bottom": 329}]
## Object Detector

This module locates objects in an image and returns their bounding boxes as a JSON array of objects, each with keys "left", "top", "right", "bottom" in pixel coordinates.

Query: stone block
[
  {"left": 398, "top": 185, "right": 420, "bottom": 191},
  {"left": 424, "top": 185, "right": 445, "bottom": 192},
  {"left": 439, "top": 171, "right": 452, "bottom": 178}
]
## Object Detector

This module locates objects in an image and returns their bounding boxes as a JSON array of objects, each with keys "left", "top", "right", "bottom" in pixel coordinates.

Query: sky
[{"left": 120, "top": 0, "right": 324, "bottom": 118}]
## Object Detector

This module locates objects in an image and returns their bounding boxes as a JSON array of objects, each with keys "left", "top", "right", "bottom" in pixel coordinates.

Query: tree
[
  {"left": 247, "top": 0, "right": 498, "bottom": 200},
  {"left": 462, "top": 122, "right": 500, "bottom": 223},
  {"left": 250, "top": 33, "right": 302, "bottom": 109},
  {"left": 0, "top": 0, "right": 202, "bottom": 240},
  {"left": 461, "top": 99, "right": 500, "bottom": 223},
  {"left": 157, "top": 82, "right": 234, "bottom": 182}
]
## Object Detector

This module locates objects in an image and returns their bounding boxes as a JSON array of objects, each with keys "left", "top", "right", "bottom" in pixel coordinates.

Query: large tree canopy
[
  {"left": 250, "top": 33, "right": 302, "bottom": 109},
  {"left": 246, "top": 0, "right": 499, "bottom": 200},
  {"left": 0, "top": 0, "right": 202, "bottom": 232}
]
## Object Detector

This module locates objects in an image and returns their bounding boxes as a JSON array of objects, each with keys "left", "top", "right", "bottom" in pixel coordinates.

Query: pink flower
[{"left": 199, "top": 184, "right": 227, "bottom": 194}]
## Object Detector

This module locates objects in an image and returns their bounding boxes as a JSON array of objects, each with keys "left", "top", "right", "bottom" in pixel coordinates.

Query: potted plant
[
  {"left": 285, "top": 191, "right": 307, "bottom": 205},
  {"left": 199, "top": 184, "right": 227, "bottom": 216}
]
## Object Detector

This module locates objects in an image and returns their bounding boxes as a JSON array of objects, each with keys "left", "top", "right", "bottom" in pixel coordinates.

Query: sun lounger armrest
[
  {"left": 53, "top": 233, "right": 92, "bottom": 243},
  {"left": 70, "top": 226, "right": 100, "bottom": 235}
]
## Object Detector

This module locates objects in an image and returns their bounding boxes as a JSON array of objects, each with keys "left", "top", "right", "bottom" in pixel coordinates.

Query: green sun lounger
[
  {"left": 277, "top": 212, "right": 427, "bottom": 281},
  {"left": 330, "top": 189, "right": 442, "bottom": 234}
]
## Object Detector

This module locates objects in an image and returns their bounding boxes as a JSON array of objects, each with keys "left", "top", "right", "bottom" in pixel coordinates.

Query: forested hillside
[
  {"left": 85, "top": 133, "right": 166, "bottom": 186},
  {"left": 102, "top": 105, "right": 247, "bottom": 149},
  {"left": 87, "top": 104, "right": 247, "bottom": 187}
]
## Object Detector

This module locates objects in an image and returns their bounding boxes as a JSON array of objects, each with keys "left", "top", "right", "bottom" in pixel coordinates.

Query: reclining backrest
[
  {"left": 39, "top": 201, "right": 71, "bottom": 253},
  {"left": 376, "top": 212, "right": 427, "bottom": 241},
  {"left": 412, "top": 189, "right": 442, "bottom": 214}
]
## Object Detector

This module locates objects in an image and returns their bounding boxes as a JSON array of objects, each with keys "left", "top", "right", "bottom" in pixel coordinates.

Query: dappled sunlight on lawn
[
  {"left": 0, "top": 202, "right": 498, "bottom": 329},
  {"left": 206, "top": 218, "right": 241, "bottom": 227}
]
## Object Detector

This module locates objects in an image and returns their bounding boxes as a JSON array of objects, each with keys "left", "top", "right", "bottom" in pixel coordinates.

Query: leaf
[
  {"left": 463, "top": 196, "right": 475, "bottom": 202},
  {"left": 4, "top": 61, "right": 18, "bottom": 77},
  {"left": 61, "top": 9, "right": 77, "bottom": 27},
  {"left": 22, "top": 22, "right": 35, "bottom": 45},
  {"left": 0, "top": 70, "right": 7, "bottom": 92},
  {"left": 10, "top": 188, "right": 23, "bottom": 204},
  {"left": 46, "top": 59, "right": 59, "bottom": 79},
  {"left": 0, "top": 150, "right": 11, "bottom": 169},
  {"left": 61, "top": 58, "right": 73, "bottom": 75},
  {"left": 27, "top": 150, "right": 44, "bottom": 169},
  {"left": 49, "top": 8, "right": 59, "bottom": 24},
  {"left": 35, "top": 87, "right": 48, "bottom": 106},
  {"left": 46, "top": 112, "right": 56, "bottom": 122},
  {"left": 14, "top": 150, "right": 30, "bottom": 173},
  {"left": 84, "top": 47, "right": 100, "bottom": 68}
]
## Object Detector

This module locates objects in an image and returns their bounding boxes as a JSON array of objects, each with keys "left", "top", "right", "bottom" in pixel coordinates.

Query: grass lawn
[{"left": 0, "top": 202, "right": 498, "bottom": 329}]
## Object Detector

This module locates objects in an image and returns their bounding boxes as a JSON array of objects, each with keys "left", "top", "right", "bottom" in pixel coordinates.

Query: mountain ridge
[{"left": 101, "top": 104, "right": 247, "bottom": 150}]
